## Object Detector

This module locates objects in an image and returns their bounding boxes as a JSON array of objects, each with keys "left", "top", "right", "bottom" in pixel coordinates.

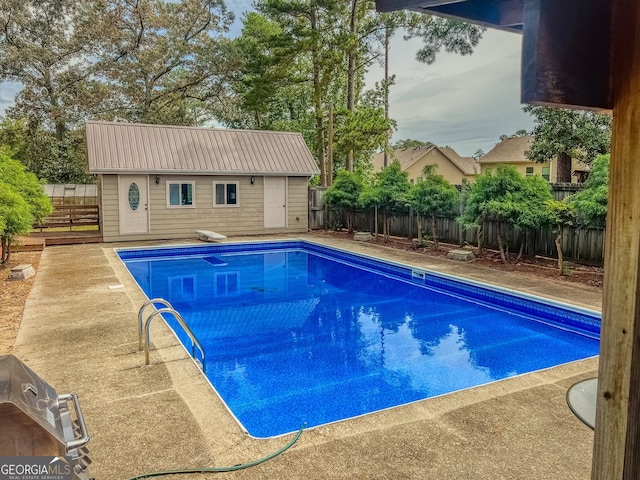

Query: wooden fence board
[
  {"left": 308, "top": 184, "right": 604, "bottom": 264},
  {"left": 34, "top": 205, "right": 100, "bottom": 230}
]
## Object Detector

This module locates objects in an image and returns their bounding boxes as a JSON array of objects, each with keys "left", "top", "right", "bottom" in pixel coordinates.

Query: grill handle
[{"left": 58, "top": 393, "right": 90, "bottom": 451}]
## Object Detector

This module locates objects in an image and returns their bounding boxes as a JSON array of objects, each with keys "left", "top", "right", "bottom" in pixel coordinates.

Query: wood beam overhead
[
  {"left": 522, "top": 0, "right": 612, "bottom": 110},
  {"left": 376, "top": 0, "right": 523, "bottom": 32},
  {"left": 375, "top": 0, "right": 612, "bottom": 109}
]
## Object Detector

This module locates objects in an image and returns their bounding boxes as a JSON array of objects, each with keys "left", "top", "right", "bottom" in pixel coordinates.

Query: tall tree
[
  {"left": 247, "top": 1, "right": 343, "bottom": 186},
  {"left": 0, "top": 0, "right": 112, "bottom": 181},
  {"left": 102, "top": 0, "right": 239, "bottom": 125},
  {"left": 523, "top": 105, "right": 612, "bottom": 183},
  {"left": 0, "top": 0, "right": 108, "bottom": 140}
]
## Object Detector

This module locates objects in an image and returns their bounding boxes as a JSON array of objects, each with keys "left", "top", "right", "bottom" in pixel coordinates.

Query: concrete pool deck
[{"left": 14, "top": 234, "right": 601, "bottom": 479}]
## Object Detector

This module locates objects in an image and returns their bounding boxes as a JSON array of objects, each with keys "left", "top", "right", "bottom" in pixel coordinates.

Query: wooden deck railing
[{"left": 34, "top": 205, "right": 100, "bottom": 230}]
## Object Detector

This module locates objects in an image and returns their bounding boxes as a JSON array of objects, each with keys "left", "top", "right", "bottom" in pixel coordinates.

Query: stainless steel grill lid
[{"left": 0, "top": 355, "right": 92, "bottom": 479}]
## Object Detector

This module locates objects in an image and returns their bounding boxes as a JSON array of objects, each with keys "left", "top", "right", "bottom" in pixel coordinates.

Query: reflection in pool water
[{"left": 120, "top": 243, "right": 600, "bottom": 438}]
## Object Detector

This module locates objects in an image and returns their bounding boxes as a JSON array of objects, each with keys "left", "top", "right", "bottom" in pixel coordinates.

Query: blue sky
[{"left": 0, "top": 2, "right": 533, "bottom": 158}]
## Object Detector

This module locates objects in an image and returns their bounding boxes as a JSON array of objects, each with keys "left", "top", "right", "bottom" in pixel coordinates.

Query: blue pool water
[{"left": 118, "top": 240, "right": 600, "bottom": 438}]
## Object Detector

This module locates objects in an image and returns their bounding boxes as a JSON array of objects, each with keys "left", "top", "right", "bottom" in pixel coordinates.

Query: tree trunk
[
  {"left": 496, "top": 224, "right": 509, "bottom": 264},
  {"left": 431, "top": 214, "right": 439, "bottom": 250},
  {"left": 556, "top": 151, "right": 572, "bottom": 183},
  {"left": 327, "top": 102, "right": 334, "bottom": 185},
  {"left": 383, "top": 24, "right": 390, "bottom": 168},
  {"left": 383, "top": 211, "right": 389, "bottom": 242},
  {"left": 374, "top": 206, "right": 379, "bottom": 239},
  {"left": 1, "top": 237, "right": 10, "bottom": 264},
  {"left": 346, "top": 0, "right": 359, "bottom": 172},
  {"left": 477, "top": 223, "right": 484, "bottom": 254},
  {"left": 515, "top": 233, "right": 525, "bottom": 264},
  {"left": 417, "top": 213, "right": 423, "bottom": 243},
  {"left": 555, "top": 228, "right": 565, "bottom": 273},
  {"left": 310, "top": 4, "right": 327, "bottom": 186}
]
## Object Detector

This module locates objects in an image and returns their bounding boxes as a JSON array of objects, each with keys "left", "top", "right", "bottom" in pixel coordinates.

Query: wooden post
[{"left": 592, "top": 1, "right": 640, "bottom": 478}]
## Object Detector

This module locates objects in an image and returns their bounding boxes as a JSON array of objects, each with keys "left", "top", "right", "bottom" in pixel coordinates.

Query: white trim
[
  {"left": 213, "top": 181, "right": 240, "bottom": 207},
  {"left": 166, "top": 180, "right": 196, "bottom": 208}
]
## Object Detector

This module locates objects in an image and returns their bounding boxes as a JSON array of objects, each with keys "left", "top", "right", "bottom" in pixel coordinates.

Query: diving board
[{"left": 195, "top": 230, "right": 227, "bottom": 242}]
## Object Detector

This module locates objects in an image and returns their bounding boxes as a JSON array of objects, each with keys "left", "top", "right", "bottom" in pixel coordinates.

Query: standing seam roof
[{"left": 85, "top": 121, "right": 320, "bottom": 175}]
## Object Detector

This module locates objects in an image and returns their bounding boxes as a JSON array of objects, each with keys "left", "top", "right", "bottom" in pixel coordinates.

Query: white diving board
[{"left": 195, "top": 230, "right": 227, "bottom": 242}]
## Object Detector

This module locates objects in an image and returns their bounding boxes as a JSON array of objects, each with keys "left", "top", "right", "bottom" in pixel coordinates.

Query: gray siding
[{"left": 101, "top": 174, "right": 309, "bottom": 242}]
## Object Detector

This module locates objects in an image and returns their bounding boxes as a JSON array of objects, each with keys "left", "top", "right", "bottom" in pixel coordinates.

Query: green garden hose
[{"left": 125, "top": 423, "right": 306, "bottom": 479}]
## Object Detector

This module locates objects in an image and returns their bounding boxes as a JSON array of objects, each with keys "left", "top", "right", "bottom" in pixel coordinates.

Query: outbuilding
[{"left": 86, "top": 121, "right": 319, "bottom": 242}]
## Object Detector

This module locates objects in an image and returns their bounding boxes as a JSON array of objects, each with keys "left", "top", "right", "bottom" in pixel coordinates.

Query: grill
[{"left": 0, "top": 355, "right": 92, "bottom": 479}]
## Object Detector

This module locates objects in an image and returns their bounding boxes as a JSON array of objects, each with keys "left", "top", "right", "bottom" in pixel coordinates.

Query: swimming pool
[{"left": 118, "top": 240, "right": 600, "bottom": 438}]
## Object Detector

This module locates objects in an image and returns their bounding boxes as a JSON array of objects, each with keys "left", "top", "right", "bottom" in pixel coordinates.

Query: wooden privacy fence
[
  {"left": 308, "top": 187, "right": 328, "bottom": 230},
  {"left": 309, "top": 186, "right": 605, "bottom": 264},
  {"left": 34, "top": 204, "right": 100, "bottom": 230}
]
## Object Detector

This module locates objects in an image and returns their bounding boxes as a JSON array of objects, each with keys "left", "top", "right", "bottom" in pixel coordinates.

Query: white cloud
[
  {"left": 366, "top": 28, "right": 534, "bottom": 157},
  {"left": 0, "top": 8, "right": 533, "bottom": 158}
]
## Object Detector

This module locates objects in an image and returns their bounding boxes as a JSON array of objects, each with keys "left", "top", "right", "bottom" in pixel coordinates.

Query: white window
[
  {"left": 213, "top": 182, "right": 239, "bottom": 207},
  {"left": 214, "top": 272, "right": 239, "bottom": 297},
  {"left": 166, "top": 181, "right": 195, "bottom": 208},
  {"left": 169, "top": 276, "right": 196, "bottom": 301}
]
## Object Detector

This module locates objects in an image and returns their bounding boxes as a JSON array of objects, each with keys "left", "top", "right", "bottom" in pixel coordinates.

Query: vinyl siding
[
  {"left": 101, "top": 174, "right": 309, "bottom": 242},
  {"left": 404, "top": 150, "right": 474, "bottom": 185},
  {"left": 479, "top": 161, "right": 555, "bottom": 181}
]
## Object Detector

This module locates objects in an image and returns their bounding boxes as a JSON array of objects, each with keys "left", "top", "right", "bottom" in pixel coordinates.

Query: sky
[
  {"left": 366, "top": 29, "right": 534, "bottom": 157},
  {"left": 229, "top": 3, "right": 534, "bottom": 157},
  {"left": 0, "top": 1, "right": 534, "bottom": 159}
]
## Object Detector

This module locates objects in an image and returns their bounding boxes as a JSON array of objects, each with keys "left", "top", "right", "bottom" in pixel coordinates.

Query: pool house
[{"left": 86, "top": 121, "right": 320, "bottom": 242}]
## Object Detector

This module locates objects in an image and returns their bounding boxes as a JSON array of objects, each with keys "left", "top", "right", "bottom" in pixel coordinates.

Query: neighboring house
[
  {"left": 370, "top": 145, "right": 478, "bottom": 185},
  {"left": 476, "top": 136, "right": 549, "bottom": 179},
  {"left": 86, "top": 121, "right": 320, "bottom": 242},
  {"left": 476, "top": 135, "right": 588, "bottom": 183}
]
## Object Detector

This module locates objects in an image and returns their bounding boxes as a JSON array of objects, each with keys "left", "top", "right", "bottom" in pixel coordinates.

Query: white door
[
  {"left": 118, "top": 175, "right": 149, "bottom": 234},
  {"left": 264, "top": 177, "right": 286, "bottom": 228}
]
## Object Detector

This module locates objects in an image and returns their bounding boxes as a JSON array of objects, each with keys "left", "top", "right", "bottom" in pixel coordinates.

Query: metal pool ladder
[{"left": 138, "top": 298, "right": 206, "bottom": 373}]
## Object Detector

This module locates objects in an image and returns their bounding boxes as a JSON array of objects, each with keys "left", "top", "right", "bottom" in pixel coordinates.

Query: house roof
[
  {"left": 476, "top": 136, "right": 535, "bottom": 164},
  {"left": 86, "top": 121, "right": 320, "bottom": 176},
  {"left": 370, "top": 145, "right": 477, "bottom": 175}
]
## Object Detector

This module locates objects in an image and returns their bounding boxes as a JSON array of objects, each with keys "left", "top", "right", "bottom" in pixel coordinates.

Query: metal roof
[{"left": 86, "top": 121, "right": 320, "bottom": 176}]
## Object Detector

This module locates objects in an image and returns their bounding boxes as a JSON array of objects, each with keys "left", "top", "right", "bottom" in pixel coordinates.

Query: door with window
[
  {"left": 118, "top": 175, "right": 149, "bottom": 234},
  {"left": 264, "top": 177, "right": 286, "bottom": 228}
]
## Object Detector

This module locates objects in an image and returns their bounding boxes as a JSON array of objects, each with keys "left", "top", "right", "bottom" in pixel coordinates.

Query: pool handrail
[
  {"left": 139, "top": 301, "right": 206, "bottom": 373},
  {"left": 138, "top": 298, "right": 173, "bottom": 351}
]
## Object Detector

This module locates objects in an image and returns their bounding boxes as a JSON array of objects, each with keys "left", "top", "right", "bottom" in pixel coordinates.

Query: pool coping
[{"left": 115, "top": 237, "right": 601, "bottom": 439}]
